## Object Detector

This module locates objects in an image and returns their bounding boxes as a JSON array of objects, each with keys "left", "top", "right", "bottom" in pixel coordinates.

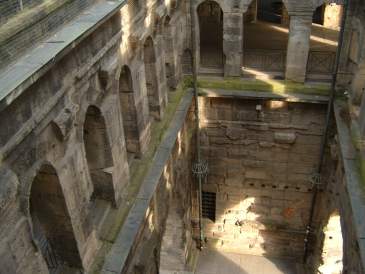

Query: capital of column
[{"left": 288, "top": 11, "right": 314, "bottom": 23}]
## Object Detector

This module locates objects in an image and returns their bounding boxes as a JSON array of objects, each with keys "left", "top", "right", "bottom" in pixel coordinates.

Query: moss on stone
[{"left": 196, "top": 77, "right": 331, "bottom": 96}]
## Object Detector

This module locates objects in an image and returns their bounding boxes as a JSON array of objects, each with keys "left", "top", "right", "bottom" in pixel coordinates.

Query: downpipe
[
  {"left": 190, "top": 0, "right": 204, "bottom": 249},
  {"left": 303, "top": 0, "right": 348, "bottom": 263}
]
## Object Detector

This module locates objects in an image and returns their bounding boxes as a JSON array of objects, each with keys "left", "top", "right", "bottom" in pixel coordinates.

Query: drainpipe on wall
[
  {"left": 190, "top": 0, "right": 204, "bottom": 250},
  {"left": 303, "top": 0, "right": 348, "bottom": 263}
]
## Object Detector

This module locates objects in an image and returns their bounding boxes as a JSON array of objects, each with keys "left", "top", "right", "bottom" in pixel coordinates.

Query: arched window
[
  {"left": 30, "top": 164, "right": 82, "bottom": 271},
  {"left": 119, "top": 65, "right": 140, "bottom": 160},
  {"left": 163, "top": 16, "right": 176, "bottom": 89},
  {"left": 144, "top": 37, "right": 160, "bottom": 120},
  {"left": 83, "top": 106, "right": 115, "bottom": 202}
]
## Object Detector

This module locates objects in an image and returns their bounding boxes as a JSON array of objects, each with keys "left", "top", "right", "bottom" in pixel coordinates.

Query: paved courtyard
[{"left": 196, "top": 249, "right": 301, "bottom": 274}]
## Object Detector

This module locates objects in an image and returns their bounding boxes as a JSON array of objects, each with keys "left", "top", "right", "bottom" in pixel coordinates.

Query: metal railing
[
  {"left": 243, "top": 49, "right": 335, "bottom": 76},
  {"left": 243, "top": 49, "right": 286, "bottom": 72},
  {"left": 0, "top": 0, "right": 97, "bottom": 71},
  {"left": 0, "top": 0, "right": 44, "bottom": 24},
  {"left": 307, "top": 51, "right": 336, "bottom": 75}
]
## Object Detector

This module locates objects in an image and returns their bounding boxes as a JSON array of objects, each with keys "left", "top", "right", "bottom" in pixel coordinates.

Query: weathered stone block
[{"left": 274, "top": 132, "right": 297, "bottom": 144}]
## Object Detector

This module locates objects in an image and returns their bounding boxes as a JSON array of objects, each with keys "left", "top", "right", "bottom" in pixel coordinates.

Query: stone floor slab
[{"left": 196, "top": 250, "right": 299, "bottom": 274}]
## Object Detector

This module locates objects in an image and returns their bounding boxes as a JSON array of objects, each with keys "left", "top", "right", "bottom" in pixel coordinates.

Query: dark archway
[
  {"left": 30, "top": 164, "right": 82, "bottom": 271},
  {"left": 144, "top": 36, "right": 160, "bottom": 120},
  {"left": 119, "top": 65, "right": 140, "bottom": 160},
  {"left": 163, "top": 16, "right": 176, "bottom": 89},
  {"left": 83, "top": 106, "right": 115, "bottom": 203},
  {"left": 198, "top": 1, "right": 223, "bottom": 68},
  {"left": 313, "top": 4, "right": 325, "bottom": 25},
  {"left": 257, "top": 0, "right": 284, "bottom": 24}
]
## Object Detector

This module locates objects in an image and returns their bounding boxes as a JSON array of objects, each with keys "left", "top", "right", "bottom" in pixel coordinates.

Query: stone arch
[
  {"left": 317, "top": 210, "right": 343, "bottom": 274},
  {"left": 143, "top": 36, "right": 160, "bottom": 120},
  {"left": 197, "top": 0, "right": 224, "bottom": 68},
  {"left": 256, "top": 0, "right": 286, "bottom": 23},
  {"left": 119, "top": 65, "right": 141, "bottom": 159},
  {"left": 163, "top": 15, "right": 177, "bottom": 89},
  {"left": 83, "top": 105, "right": 115, "bottom": 203},
  {"left": 30, "top": 163, "right": 82, "bottom": 271},
  {"left": 182, "top": 49, "right": 193, "bottom": 75}
]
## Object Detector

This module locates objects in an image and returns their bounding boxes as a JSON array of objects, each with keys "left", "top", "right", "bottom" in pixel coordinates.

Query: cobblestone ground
[{"left": 196, "top": 249, "right": 300, "bottom": 274}]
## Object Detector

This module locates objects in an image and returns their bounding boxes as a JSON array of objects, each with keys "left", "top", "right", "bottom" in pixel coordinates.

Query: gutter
[{"left": 190, "top": 0, "right": 204, "bottom": 249}]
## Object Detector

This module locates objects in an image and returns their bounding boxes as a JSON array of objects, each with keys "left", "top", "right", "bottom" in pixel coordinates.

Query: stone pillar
[
  {"left": 285, "top": 14, "right": 312, "bottom": 83},
  {"left": 223, "top": 12, "right": 243, "bottom": 77}
]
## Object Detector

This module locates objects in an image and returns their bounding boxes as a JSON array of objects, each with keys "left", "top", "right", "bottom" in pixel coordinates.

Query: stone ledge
[
  {"left": 101, "top": 91, "right": 193, "bottom": 274},
  {"left": 334, "top": 101, "right": 365, "bottom": 270},
  {"left": 0, "top": 0, "right": 126, "bottom": 112},
  {"left": 199, "top": 88, "right": 329, "bottom": 104}
]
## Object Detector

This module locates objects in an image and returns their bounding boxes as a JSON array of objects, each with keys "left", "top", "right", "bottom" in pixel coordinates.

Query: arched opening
[
  {"left": 243, "top": 0, "right": 288, "bottom": 77},
  {"left": 119, "top": 65, "right": 140, "bottom": 161},
  {"left": 83, "top": 106, "right": 115, "bottom": 203},
  {"left": 182, "top": 49, "right": 193, "bottom": 75},
  {"left": 306, "top": 3, "right": 341, "bottom": 81},
  {"left": 257, "top": 0, "right": 284, "bottom": 24},
  {"left": 30, "top": 164, "right": 82, "bottom": 272},
  {"left": 318, "top": 212, "right": 343, "bottom": 274},
  {"left": 143, "top": 36, "right": 160, "bottom": 120},
  {"left": 197, "top": 1, "right": 223, "bottom": 69},
  {"left": 163, "top": 16, "right": 176, "bottom": 89}
]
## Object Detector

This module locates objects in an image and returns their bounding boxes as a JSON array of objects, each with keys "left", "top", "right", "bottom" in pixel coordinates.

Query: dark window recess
[{"left": 202, "top": 192, "right": 216, "bottom": 222}]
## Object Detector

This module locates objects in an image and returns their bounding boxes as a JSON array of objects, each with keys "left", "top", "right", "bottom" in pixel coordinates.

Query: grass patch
[{"left": 196, "top": 77, "right": 331, "bottom": 96}]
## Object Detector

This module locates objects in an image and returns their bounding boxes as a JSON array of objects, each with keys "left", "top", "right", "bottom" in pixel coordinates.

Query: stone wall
[
  {"left": 307, "top": 105, "right": 365, "bottom": 274},
  {"left": 199, "top": 96, "right": 327, "bottom": 259},
  {"left": 0, "top": 0, "right": 190, "bottom": 272}
]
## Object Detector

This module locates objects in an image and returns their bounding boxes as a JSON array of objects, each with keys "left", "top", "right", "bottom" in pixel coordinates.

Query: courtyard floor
[{"left": 196, "top": 249, "right": 302, "bottom": 274}]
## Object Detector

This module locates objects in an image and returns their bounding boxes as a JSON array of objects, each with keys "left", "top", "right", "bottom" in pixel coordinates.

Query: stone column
[
  {"left": 285, "top": 13, "right": 312, "bottom": 83},
  {"left": 223, "top": 12, "right": 243, "bottom": 77}
]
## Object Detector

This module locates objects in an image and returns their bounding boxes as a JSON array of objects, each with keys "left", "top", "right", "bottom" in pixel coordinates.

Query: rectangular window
[{"left": 202, "top": 191, "right": 216, "bottom": 222}]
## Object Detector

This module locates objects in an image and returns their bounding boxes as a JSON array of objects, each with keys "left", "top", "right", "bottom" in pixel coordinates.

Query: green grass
[{"left": 195, "top": 77, "right": 331, "bottom": 96}]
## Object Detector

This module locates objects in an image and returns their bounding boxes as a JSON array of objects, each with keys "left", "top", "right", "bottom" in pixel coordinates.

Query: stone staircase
[{"left": 159, "top": 203, "right": 188, "bottom": 273}]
